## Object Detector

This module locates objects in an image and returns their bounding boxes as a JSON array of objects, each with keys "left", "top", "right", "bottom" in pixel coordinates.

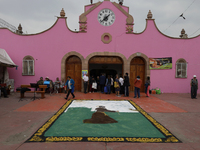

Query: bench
[{"left": 18, "top": 85, "right": 47, "bottom": 99}]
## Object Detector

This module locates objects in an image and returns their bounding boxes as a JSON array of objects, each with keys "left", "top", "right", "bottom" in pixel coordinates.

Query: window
[
  {"left": 176, "top": 58, "right": 187, "bottom": 78},
  {"left": 22, "top": 56, "right": 34, "bottom": 75}
]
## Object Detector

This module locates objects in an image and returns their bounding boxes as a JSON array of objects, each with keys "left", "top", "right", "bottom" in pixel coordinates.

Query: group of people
[
  {"left": 37, "top": 76, "right": 65, "bottom": 93},
  {"left": 34, "top": 74, "right": 199, "bottom": 100},
  {"left": 36, "top": 76, "right": 75, "bottom": 100},
  {"left": 82, "top": 73, "right": 151, "bottom": 98}
]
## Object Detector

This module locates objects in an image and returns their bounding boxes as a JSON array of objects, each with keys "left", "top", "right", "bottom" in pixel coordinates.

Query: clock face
[{"left": 98, "top": 9, "right": 115, "bottom": 26}]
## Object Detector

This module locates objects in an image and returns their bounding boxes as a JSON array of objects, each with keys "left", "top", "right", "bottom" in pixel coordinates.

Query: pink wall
[{"left": 0, "top": 1, "right": 200, "bottom": 93}]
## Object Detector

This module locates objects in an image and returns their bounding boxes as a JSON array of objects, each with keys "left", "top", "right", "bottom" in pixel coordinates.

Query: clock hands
[
  {"left": 100, "top": 14, "right": 110, "bottom": 23},
  {"left": 104, "top": 14, "right": 110, "bottom": 21}
]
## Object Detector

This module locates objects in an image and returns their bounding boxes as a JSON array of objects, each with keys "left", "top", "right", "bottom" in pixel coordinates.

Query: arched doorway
[
  {"left": 89, "top": 56, "right": 123, "bottom": 78},
  {"left": 66, "top": 55, "right": 82, "bottom": 91},
  {"left": 130, "top": 57, "right": 145, "bottom": 92}
]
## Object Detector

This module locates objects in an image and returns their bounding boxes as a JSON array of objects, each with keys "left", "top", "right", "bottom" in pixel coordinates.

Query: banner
[
  {"left": 150, "top": 57, "right": 172, "bottom": 69},
  {"left": 82, "top": 70, "right": 88, "bottom": 78}
]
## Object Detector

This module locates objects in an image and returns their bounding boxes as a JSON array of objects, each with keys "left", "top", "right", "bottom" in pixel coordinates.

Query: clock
[{"left": 98, "top": 9, "right": 115, "bottom": 26}]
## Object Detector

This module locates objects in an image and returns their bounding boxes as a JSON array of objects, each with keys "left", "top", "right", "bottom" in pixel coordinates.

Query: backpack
[{"left": 114, "top": 81, "right": 119, "bottom": 88}]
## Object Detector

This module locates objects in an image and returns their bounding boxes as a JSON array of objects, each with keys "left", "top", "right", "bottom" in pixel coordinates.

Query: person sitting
[
  {"left": 44, "top": 77, "right": 53, "bottom": 93},
  {"left": 0, "top": 83, "right": 8, "bottom": 98},
  {"left": 36, "top": 77, "right": 43, "bottom": 91},
  {"left": 37, "top": 77, "right": 44, "bottom": 85},
  {"left": 54, "top": 77, "right": 61, "bottom": 93}
]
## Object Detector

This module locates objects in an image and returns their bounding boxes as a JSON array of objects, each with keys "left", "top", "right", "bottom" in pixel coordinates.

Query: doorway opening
[{"left": 89, "top": 56, "right": 123, "bottom": 79}]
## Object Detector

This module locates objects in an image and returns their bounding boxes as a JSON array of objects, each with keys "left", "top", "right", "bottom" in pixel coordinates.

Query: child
[{"left": 134, "top": 76, "right": 142, "bottom": 98}]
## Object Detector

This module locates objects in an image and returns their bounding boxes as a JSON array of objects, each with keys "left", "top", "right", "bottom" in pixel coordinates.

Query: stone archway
[
  {"left": 127, "top": 53, "right": 150, "bottom": 92},
  {"left": 84, "top": 52, "right": 128, "bottom": 73},
  {"left": 61, "top": 51, "right": 84, "bottom": 91}
]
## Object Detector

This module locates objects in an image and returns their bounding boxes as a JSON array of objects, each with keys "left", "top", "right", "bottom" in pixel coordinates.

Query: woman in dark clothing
[
  {"left": 99, "top": 74, "right": 106, "bottom": 93},
  {"left": 96, "top": 76, "right": 100, "bottom": 92},
  {"left": 124, "top": 73, "right": 130, "bottom": 97},
  {"left": 106, "top": 75, "right": 112, "bottom": 94},
  {"left": 145, "top": 76, "right": 150, "bottom": 97}
]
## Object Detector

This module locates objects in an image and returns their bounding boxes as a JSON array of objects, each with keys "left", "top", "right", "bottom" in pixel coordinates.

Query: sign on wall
[
  {"left": 82, "top": 70, "right": 88, "bottom": 78},
  {"left": 150, "top": 57, "right": 172, "bottom": 70}
]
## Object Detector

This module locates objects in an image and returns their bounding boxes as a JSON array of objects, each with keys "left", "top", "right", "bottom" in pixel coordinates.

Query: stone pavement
[{"left": 0, "top": 92, "right": 199, "bottom": 150}]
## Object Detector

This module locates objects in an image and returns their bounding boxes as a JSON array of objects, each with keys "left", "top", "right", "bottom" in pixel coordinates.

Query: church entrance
[
  {"left": 130, "top": 57, "right": 145, "bottom": 92},
  {"left": 66, "top": 55, "right": 82, "bottom": 91},
  {"left": 89, "top": 56, "right": 123, "bottom": 79}
]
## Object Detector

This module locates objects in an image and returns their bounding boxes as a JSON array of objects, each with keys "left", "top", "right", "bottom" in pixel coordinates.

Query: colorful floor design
[{"left": 27, "top": 99, "right": 181, "bottom": 143}]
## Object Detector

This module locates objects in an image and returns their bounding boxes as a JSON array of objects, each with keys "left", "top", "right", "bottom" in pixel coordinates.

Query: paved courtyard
[{"left": 0, "top": 92, "right": 199, "bottom": 150}]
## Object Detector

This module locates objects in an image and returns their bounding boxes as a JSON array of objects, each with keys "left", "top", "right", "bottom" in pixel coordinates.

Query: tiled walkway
[
  {"left": 16, "top": 92, "right": 186, "bottom": 113},
  {"left": 0, "top": 92, "right": 199, "bottom": 150}
]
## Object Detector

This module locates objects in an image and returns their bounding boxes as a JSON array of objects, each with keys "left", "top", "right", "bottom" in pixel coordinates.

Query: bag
[
  {"left": 151, "top": 90, "right": 156, "bottom": 94},
  {"left": 156, "top": 88, "right": 161, "bottom": 94},
  {"left": 114, "top": 81, "right": 119, "bottom": 88},
  {"left": 71, "top": 86, "right": 75, "bottom": 93},
  {"left": 92, "top": 82, "right": 97, "bottom": 89},
  {"left": 16, "top": 87, "right": 21, "bottom": 92},
  {"left": 149, "top": 90, "right": 152, "bottom": 94},
  {"left": 20, "top": 88, "right": 31, "bottom": 94},
  {"left": 104, "top": 86, "right": 108, "bottom": 93}
]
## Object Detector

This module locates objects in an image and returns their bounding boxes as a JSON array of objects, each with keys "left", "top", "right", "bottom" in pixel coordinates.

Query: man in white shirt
[
  {"left": 83, "top": 73, "right": 89, "bottom": 93},
  {"left": 119, "top": 75, "right": 124, "bottom": 95}
]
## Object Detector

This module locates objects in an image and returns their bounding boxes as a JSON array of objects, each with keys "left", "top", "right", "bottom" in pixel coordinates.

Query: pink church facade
[{"left": 0, "top": 0, "right": 199, "bottom": 93}]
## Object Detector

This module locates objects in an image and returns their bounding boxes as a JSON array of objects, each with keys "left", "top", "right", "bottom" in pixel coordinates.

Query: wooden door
[
  {"left": 66, "top": 56, "right": 82, "bottom": 91},
  {"left": 130, "top": 57, "right": 145, "bottom": 92}
]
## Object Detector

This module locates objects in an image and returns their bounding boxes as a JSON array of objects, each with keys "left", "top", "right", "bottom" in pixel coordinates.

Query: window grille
[
  {"left": 176, "top": 62, "right": 187, "bottom": 78},
  {"left": 22, "top": 56, "right": 34, "bottom": 75}
]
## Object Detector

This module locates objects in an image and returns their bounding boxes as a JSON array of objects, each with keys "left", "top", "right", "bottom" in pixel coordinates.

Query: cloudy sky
[{"left": 0, "top": 0, "right": 199, "bottom": 38}]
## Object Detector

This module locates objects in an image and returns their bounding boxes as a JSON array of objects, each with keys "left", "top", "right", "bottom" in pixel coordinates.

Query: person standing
[
  {"left": 83, "top": 73, "right": 89, "bottom": 94},
  {"left": 115, "top": 74, "right": 121, "bottom": 97},
  {"left": 124, "top": 73, "right": 130, "bottom": 97},
  {"left": 89, "top": 75, "right": 94, "bottom": 93},
  {"left": 145, "top": 76, "right": 150, "bottom": 97},
  {"left": 99, "top": 73, "right": 106, "bottom": 93},
  {"left": 110, "top": 75, "right": 114, "bottom": 93},
  {"left": 119, "top": 74, "right": 124, "bottom": 95},
  {"left": 191, "top": 75, "right": 198, "bottom": 99},
  {"left": 96, "top": 76, "right": 100, "bottom": 92},
  {"left": 65, "top": 76, "right": 75, "bottom": 100},
  {"left": 106, "top": 75, "right": 112, "bottom": 94},
  {"left": 90, "top": 77, "right": 96, "bottom": 93},
  {"left": 134, "top": 76, "right": 142, "bottom": 98}
]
